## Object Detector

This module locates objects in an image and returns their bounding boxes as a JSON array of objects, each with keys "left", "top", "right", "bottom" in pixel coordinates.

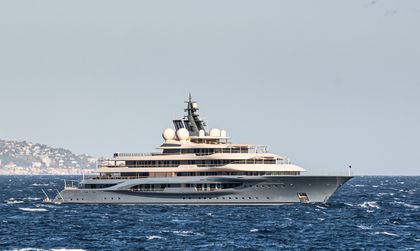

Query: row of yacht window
[
  {"left": 98, "top": 171, "right": 300, "bottom": 179},
  {"left": 68, "top": 196, "right": 272, "bottom": 201},
  {"left": 162, "top": 147, "right": 251, "bottom": 155},
  {"left": 129, "top": 183, "right": 242, "bottom": 191},
  {"left": 182, "top": 196, "right": 271, "bottom": 200},
  {"left": 121, "top": 159, "right": 277, "bottom": 168},
  {"left": 84, "top": 182, "right": 287, "bottom": 190}
]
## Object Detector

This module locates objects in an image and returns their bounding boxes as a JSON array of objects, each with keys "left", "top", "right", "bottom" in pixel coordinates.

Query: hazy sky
[{"left": 1, "top": 1, "right": 419, "bottom": 175}]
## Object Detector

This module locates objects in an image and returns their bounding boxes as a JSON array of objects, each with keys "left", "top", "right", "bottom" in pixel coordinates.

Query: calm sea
[{"left": 0, "top": 176, "right": 418, "bottom": 250}]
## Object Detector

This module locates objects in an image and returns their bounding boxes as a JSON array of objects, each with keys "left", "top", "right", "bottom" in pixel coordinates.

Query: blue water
[{"left": 0, "top": 176, "right": 418, "bottom": 250}]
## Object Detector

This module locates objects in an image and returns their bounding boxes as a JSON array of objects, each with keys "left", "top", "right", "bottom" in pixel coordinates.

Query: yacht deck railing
[
  {"left": 113, "top": 145, "right": 270, "bottom": 158},
  {"left": 97, "top": 159, "right": 289, "bottom": 169}
]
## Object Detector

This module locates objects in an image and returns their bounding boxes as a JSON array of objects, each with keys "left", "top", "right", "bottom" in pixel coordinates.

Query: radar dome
[
  {"left": 220, "top": 130, "right": 227, "bottom": 137},
  {"left": 162, "top": 128, "right": 175, "bottom": 141},
  {"left": 176, "top": 128, "right": 190, "bottom": 141},
  {"left": 209, "top": 128, "right": 221, "bottom": 137},
  {"left": 199, "top": 130, "right": 205, "bottom": 137}
]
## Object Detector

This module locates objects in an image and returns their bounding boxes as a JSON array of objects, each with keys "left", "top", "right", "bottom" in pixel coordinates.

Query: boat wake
[
  {"left": 23, "top": 197, "right": 42, "bottom": 201},
  {"left": 359, "top": 201, "right": 380, "bottom": 209},
  {"left": 356, "top": 225, "right": 373, "bottom": 230},
  {"left": 5, "top": 198, "right": 24, "bottom": 204},
  {"left": 19, "top": 207, "right": 48, "bottom": 212},
  {"left": 249, "top": 228, "right": 272, "bottom": 233},
  {"left": 173, "top": 230, "right": 203, "bottom": 237},
  {"left": 12, "top": 249, "right": 87, "bottom": 251},
  {"left": 31, "top": 183, "right": 49, "bottom": 187},
  {"left": 391, "top": 201, "right": 419, "bottom": 209},
  {"left": 147, "top": 235, "right": 163, "bottom": 240},
  {"left": 374, "top": 231, "right": 399, "bottom": 237}
]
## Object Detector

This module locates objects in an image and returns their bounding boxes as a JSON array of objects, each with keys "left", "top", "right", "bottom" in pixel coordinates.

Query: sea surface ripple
[{"left": 0, "top": 176, "right": 419, "bottom": 250}]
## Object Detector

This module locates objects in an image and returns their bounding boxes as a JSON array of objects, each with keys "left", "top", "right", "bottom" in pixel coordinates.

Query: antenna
[
  {"left": 185, "top": 92, "right": 193, "bottom": 104},
  {"left": 182, "top": 94, "right": 207, "bottom": 136}
]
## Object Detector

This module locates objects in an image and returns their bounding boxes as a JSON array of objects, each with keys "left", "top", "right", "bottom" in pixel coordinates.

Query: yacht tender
[{"left": 49, "top": 95, "right": 352, "bottom": 204}]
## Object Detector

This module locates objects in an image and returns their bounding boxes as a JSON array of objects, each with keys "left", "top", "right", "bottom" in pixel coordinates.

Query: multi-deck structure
[{"left": 49, "top": 95, "right": 351, "bottom": 204}]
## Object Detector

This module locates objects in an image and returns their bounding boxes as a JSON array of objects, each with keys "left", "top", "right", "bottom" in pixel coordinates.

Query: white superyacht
[{"left": 49, "top": 95, "right": 352, "bottom": 204}]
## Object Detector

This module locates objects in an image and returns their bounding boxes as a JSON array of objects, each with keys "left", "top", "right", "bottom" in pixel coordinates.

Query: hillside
[{"left": 0, "top": 139, "right": 97, "bottom": 175}]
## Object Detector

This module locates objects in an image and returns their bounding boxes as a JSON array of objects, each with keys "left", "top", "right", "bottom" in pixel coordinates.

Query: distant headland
[{"left": 0, "top": 139, "right": 97, "bottom": 175}]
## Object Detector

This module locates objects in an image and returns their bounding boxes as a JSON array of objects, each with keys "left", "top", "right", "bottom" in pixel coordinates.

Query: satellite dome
[
  {"left": 199, "top": 130, "right": 205, "bottom": 137},
  {"left": 220, "top": 130, "right": 227, "bottom": 138},
  {"left": 162, "top": 128, "right": 175, "bottom": 141},
  {"left": 209, "top": 128, "right": 221, "bottom": 137},
  {"left": 176, "top": 128, "right": 190, "bottom": 141}
]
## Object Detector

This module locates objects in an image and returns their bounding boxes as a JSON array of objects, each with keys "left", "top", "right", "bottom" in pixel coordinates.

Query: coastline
[{"left": 0, "top": 168, "right": 97, "bottom": 176}]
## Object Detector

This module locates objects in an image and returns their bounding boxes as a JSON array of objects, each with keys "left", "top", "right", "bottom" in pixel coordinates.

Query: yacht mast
[{"left": 173, "top": 94, "right": 207, "bottom": 136}]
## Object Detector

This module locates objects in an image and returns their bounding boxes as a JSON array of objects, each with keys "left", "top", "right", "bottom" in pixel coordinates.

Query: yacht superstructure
[{"left": 50, "top": 95, "right": 351, "bottom": 204}]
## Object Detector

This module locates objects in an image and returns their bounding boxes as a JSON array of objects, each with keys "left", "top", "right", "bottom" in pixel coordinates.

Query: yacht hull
[{"left": 52, "top": 176, "right": 352, "bottom": 204}]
